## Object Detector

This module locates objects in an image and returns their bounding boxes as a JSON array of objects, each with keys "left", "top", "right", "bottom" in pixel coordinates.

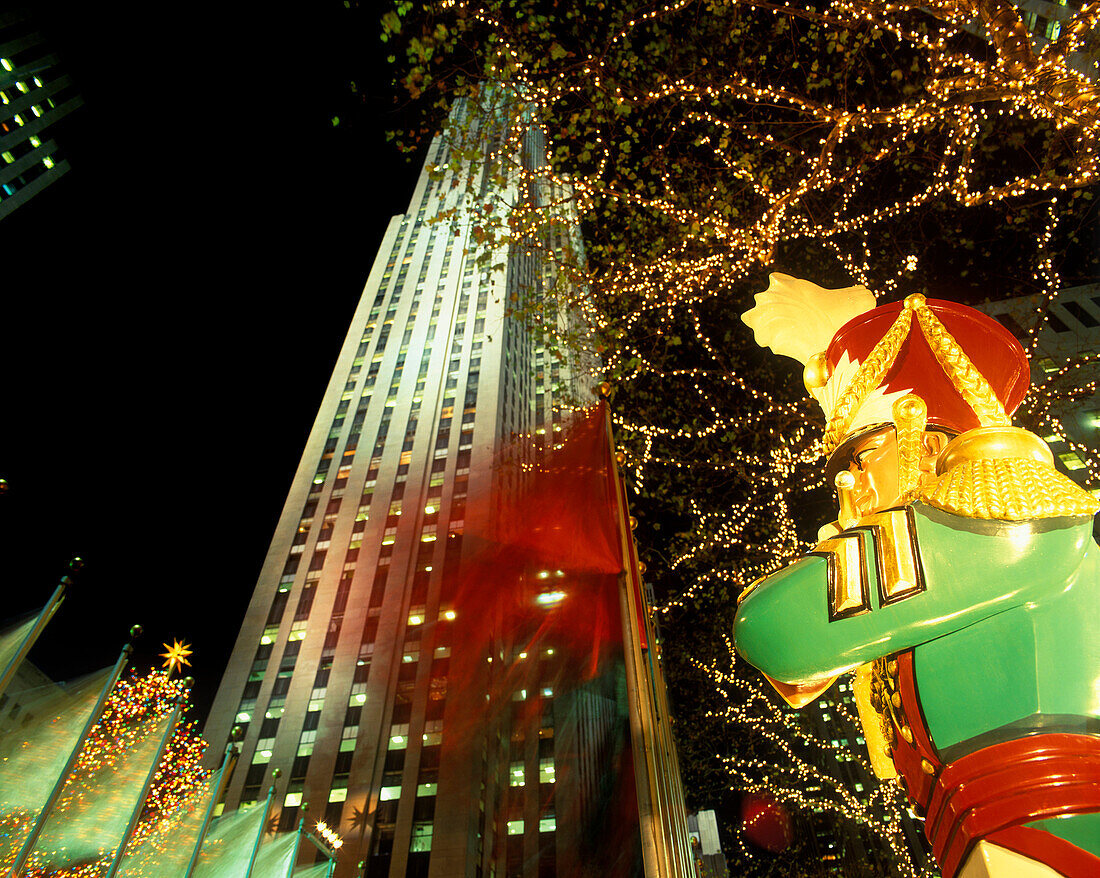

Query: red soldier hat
[
  {"left": 822, "top": 296, "right": 1030, "bottom": 443},
  {"left": 742, "top": 276, "right": 1032, "bottom": 465}
]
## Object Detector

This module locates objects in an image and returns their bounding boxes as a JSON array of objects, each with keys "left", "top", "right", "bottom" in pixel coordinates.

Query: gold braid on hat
[
  {"left": 823, "top": 303, "right": 916, "bottom": 451},
  {"left": 823, "top": 294, "right": 1010, "bottom": 452},
  {"left": 910, "top": 298, "right": 1011, "bottom": 428}
]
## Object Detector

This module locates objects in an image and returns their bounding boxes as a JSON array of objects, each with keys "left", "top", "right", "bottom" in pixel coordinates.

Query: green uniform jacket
[{"left": 733, "top": 502, "right": 1100, "bottom": 758}]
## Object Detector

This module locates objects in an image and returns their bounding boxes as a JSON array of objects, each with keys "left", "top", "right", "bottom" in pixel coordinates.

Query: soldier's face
[{"left": 846, "top": 428, "right": 947, "bottom": 516}]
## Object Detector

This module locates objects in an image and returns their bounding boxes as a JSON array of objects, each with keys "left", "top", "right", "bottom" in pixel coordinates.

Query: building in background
[
  {"left": 203, "top": 94, "right": 691, "bottom": 878},
  {"left": 0, "top": 10, "right": 82, "bottom": 220},
  {"left": 979, "top": 284, "right": 1100, "bottom": 492}
]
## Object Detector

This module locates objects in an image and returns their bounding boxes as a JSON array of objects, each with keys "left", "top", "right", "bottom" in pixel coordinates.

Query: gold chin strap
[
  {"left": 824, "top": 293, "right": 1011, "bottom": 452},
  {"left": 892, "top": 394, "right": 928, "bottom": 501}
]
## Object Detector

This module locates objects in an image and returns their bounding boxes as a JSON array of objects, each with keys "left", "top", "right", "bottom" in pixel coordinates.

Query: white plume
[{"left": 742, "top": 273, "right": 876, "bottom": 365}]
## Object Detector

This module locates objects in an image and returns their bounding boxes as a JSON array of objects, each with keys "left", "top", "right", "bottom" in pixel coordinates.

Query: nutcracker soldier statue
[{"left": 733, "top": 275, "right": 1100, "bottom": 878}]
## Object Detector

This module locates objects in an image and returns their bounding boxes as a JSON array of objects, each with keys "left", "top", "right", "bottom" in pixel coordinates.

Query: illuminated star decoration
[{"left": 160, "top": 639, "right": 194, "bottom": 677}]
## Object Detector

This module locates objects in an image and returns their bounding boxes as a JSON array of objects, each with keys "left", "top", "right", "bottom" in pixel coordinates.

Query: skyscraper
[
  {"left": 0, "top": 10, "right": 83, "bottom": 220},
  {"left": 202, "top": 95, "right": 684, "bottom": 878}
]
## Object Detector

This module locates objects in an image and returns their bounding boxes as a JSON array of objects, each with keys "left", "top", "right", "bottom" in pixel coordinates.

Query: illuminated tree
[{"left": 1, "top": 669, "right": 210, "bottom": 877}]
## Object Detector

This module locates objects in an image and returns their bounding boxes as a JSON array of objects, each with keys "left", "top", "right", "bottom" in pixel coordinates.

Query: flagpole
[
  {"left": 243, "top": 769, "right": 280, "bottom": 878},
  {"left": 285, "top": 816, "right": 305, "bottom": 878},
  {"left": 601, "top": 395, "right": 694, "bottom": 878},
  {"left": 104, "top": 678, "right": 191, "bottom": 878},
  {"left": 183, "top": 731, "right": 242, "bottom": 878},
  {"left": 0, "top": 561, "right": 79, "bottom": 701},
  {"left": 7, "top": 628, "right": 138, "bottom": 878}
]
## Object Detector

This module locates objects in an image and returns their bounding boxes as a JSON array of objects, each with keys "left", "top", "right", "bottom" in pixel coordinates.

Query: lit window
[
  {"left": 410, "top": 822, "right": 433, "bottom": 852},
  {"left": 536, "top": 591, "right": 565, "bottom": 607},
  {"left": 1060, "top": 451, "right": 1086, "bottom": 470},
  {"left": 43, "top": 155, "right": 54, "bottom": 169},
  {"left": 539, "top": 758, "right": 555, "bottom": 783},
  {"left": 539, "top": 817, "right": 556, "bottom": 833},
  {"left": 284, "top": 792, "right": 302, "bottom": 807},
  {"left": 507, "top": 820, "right": 523, "bottom": 835},
  {"left": 28, "top": 135, "right": 39, "bottom": 147},
  {"left": 380, "top": 786, "right": 402, "bottom": 801},
  {"left": 260, "top": 625, "right": 279, "bottom": 645},
  {"left": 349, "top": 692, "right": 367, "bottom": 706},
  {"left": 416, "top": 782, "right": 437, "bottom": 797},
  {"left": 510, "top": 762, "right": 525, "bottom": 787},
  {"left": 329, "top": 787, "right": 347, "bottom": 803},
  {"left": 288, "top": 621, "right": 307, "bottom": 641},
  {"left": 0, "top": 59, "right": 12, "bottom": 72}
]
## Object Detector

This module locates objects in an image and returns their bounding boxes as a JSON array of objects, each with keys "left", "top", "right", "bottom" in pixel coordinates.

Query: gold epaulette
[{"left": 919, "top": 456, "right": 1099, "bottom": 520}]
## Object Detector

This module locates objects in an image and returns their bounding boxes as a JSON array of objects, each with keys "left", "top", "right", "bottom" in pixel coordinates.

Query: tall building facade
[
  {"left": 0, "top": 10, "right": 83, "bottom": 220},
  {"left": 979, "top": 283, "right": 1100, "bottom": 493},
  {"left": 202, "top": 96, "right": 632, "bottom": 878}
]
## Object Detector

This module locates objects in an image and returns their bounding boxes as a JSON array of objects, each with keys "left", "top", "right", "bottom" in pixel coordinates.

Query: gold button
[{"left": 921, "top": 759, "right": 936, "bottom": 775}]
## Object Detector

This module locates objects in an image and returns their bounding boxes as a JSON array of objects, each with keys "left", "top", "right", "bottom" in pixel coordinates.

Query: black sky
[{"left": 1, "top": 1, "right": 424, "bottom": 724}]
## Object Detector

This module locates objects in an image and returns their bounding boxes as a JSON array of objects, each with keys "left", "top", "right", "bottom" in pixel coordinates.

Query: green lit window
[
  {"left": 539, "top": 817, "right": 556, "bottom": 833},
  {"left": 42, "top": 156, "right": 54, "bottom": 169},
  {"left": 410, "top": 822, "right": 433, "bottom": 852},
  {"left": 380, "top": 785, "right": 401, "bottom": 801},
  {"left": 538, "top": 758, "right": 555, "bottom": 784},
  {"left": 260, "top": 625, "right": 279, "bottom": 645},
  {"left": 329, "top": 786, "right": 347, "bottom": 802},
  {"left": 1, "top": 151, "right": 12, "bottom": 164},
  {"left": 1059, "top": 451, "right": 1086, "bottom": 470},
  {"left": 510, "top": 762, "right": 525, "bottom": 787},
  {"left": 507, "top": 820, "right": 523, "bottom": 836},
  {"left": 1, "top": 59, "right": 12, "bottom": 72},
  {"left": 416, "top": 783, "right": 437, "bottom": 797},
  {"left": 288, "top": 621, "right": 307, "bottom": 641}
]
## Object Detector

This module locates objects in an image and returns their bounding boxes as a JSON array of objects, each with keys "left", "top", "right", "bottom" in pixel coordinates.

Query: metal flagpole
[
  {"left": 7, "top": 629, "right": 138, "bottom": 878},
  {"left": 104, "top": 679, "right": 191, "bottom": 878},
  {"left": 243, "top": 769, "right": 281, "bottom": 878},
  {"left": 182, "top": 732, "right": 242, "bottom": 878},
  {"left": 601, "top": 395, "right": 694, "bottom": 878},
  {"left": 285, "top": 816, "right": 305, "bottom": 878},
  {"left": 302, "top": 821, "right": 339, "bottom": 876},
  {"left": 0, "top": 563, "right": 78, "bottom": 701}
]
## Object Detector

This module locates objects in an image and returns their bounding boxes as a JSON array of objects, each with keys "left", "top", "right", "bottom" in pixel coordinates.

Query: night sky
[{"left": 1, "top": 2, "right": 424, "bottom": 724}]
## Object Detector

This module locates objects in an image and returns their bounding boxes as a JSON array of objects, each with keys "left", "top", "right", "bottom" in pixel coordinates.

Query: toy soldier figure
[{"left": 733, "top": 275, "right": 1100, "bottom": 878}]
